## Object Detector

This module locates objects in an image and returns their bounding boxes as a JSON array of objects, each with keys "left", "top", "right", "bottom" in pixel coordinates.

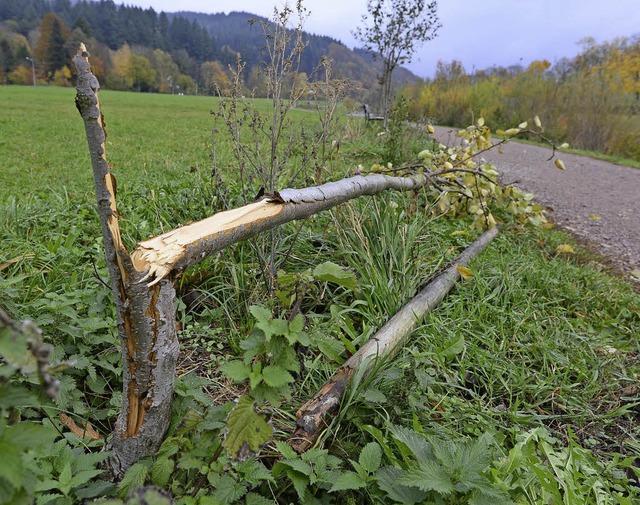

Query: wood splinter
[{"left": 290, "top": 226, "right": 499, "bottom": 453}]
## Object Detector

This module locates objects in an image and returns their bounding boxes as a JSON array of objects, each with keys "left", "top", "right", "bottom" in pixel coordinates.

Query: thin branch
[{"left": 290, "top": 226, "right": 499, "bottom": 452}]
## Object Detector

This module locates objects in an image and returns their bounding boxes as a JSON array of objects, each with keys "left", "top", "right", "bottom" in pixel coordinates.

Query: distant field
[
  {"left": 0, "top": 86, "right": 321, "bottom": 199},
  {"left": 0, "top": 86, "right": 218, "bottom": 198}
]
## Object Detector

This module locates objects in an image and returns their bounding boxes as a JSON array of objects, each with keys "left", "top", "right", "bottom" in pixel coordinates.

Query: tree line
[
  {"left": 402, "top": 35, "right": 640, "bottom": 161},
  {"left": 0, "top": 0, "right": 221, "bottom": 92},
  {"left": 0, "top": 0, "right": 417, "bottom": 98}
]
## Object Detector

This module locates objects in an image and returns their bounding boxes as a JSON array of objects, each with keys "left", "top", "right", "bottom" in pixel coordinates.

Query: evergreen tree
[
  {"left": 46, "top": 17, "right": 68, "bottom": 72},
  {"left": 34, "top": 12, "right": 70, "bottom": 76}
]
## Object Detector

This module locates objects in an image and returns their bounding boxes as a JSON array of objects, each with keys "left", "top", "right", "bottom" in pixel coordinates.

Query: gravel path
[{"left": 433, "top": 126, "right": 640, "bottom": 282}]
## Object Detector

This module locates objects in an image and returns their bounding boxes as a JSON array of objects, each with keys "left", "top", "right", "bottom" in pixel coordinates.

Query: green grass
[
  {"left": 0, "top": 86, "right": 320, "bottom": 198},
  {"left": 2, "top": 85, "right": 640, "bottom": 503}
]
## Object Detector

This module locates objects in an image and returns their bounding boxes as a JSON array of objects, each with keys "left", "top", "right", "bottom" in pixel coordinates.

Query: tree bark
[
  {"left": 290, "top": 226, "right": 499, "bottom": 453},
  {"left": 73, "top": 45, "right": 180, "bottom": 478}
]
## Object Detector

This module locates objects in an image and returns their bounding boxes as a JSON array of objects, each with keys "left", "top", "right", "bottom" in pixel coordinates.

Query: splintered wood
[{"left": 132, "top": 199, "right": 284, "bottom": 285}]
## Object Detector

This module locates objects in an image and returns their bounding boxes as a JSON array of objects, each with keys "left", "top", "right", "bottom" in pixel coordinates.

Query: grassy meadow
[{"left": 1, "top": 85, "right": 640, "bottom": 503}]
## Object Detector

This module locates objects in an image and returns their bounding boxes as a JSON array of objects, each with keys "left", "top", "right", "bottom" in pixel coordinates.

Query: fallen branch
[
  {"left": 131, "top": 174, "right": 429, "bottom": 285},
  {"left": 290, "top": 226, "right": 499, "bottom": 453}
]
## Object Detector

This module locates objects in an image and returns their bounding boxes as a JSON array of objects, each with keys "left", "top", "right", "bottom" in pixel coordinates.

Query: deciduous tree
[
  {"left": 199, "top": 60, "right": 229, "bottom": 95},
  {"left": 353, "top": 0, "right": 440, "bottom": 126}
]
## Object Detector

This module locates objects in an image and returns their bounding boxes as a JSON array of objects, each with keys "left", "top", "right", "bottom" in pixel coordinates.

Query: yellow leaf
[
  {"left": 631, "top": 269, "right": 640, "bottom": 281},
  {"left": 518, "top": 121, "right": 528, "bottom": 129},
  {"left": 559, "top": 142, "right": 570, "bottom": 149},
  {"left": 477, "top": 117, "right": 485, "bottom": 127},
  {"left": 444, "top": 161, "right": 454, "bottom": 170},
  {"left": 456, "top": 266, "right": 474, "bottom": 280},
  {"left": 0, "top": 254, "right": 35, "bottom": 271},
  {"left": 505, "top": 128, "right": 520, "bottom": 136},
  {"left": 588, "top": 214, "right": 601, "bottom": 220},
  {"left": 451, "top": 230, "right": 469, "bottom": 236},
  {"left": 534, "top": 115, "right": 542, "bottom": 128},
  {"left": 427, "top": 124, "right": 435, "bottom": 134},
  {"left": 554, "top": 159, "right": 566, "bottom": 170},
  {"left": 556, "top": 244, "right": 575, "bottom": 254}
]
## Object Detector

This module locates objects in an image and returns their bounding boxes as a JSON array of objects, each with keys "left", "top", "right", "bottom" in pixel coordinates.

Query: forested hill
[
  {"left": 0, "top": 0, "right": 419, "bottom": 96},
  {"left": 174, "top": 10, "right": 418, "bottom": 85}
]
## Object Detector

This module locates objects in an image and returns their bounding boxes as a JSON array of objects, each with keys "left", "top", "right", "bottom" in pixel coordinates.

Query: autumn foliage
[{"left": 403, "top": 36, "right": 640, "bottom": 161}]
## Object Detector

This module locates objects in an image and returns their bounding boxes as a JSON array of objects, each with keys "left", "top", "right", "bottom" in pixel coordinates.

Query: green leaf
[
  {"left": 329, "top": 471, "right": 366, "bottom": 492},
  {"left": 389, "top": 425, "right": 433, "bottom": 462},
  {"left": 0, "top": 441, "right": 24, "bottom": 488},
  {"left": 275, "top": 440, "right": 298, "bottom": 460},
  {"left": 0, "top": 327, "right": 30, "bottom": 367},
  {"left": 1, "top": 422, "right": 57, "bottom": 450},
  {"left": 69, "top": 469, "right": 104, "bottom": 490},
  {"left": 219, "top": 360, "right": 251, "bottom": 382},
  {"left": 266, "top": 319, "right": 289, "bottom": 340},
  {"left": 58, "top": 461, "right": 73, "bottom": 495},
  {"left": 248, "top": 363, "right": 263, "bottom": 390},
  {"left": 223, "top": 396, "right": 272, "bottom": 459},
  {"left": 398, "top": 460, "right": 455, "bottom": 494},
  {"left": 73, "top": 479, "right": 116, "bottom": 499},
  {"left": 117, "top": 461, "right": 150, "bottom": 499},
  {"left": 235, "top": 459, "right": 275, "bottom": 485},
  {"left": 375, "top": 467, "right": 428, "bottom": 505},
  {"left": 469, "top": 489, "right": 513, "bottom": 505},
  {"left": 315, "top": 335, "right": 345, "bottom": 362},
  {"left": 440, "top": 335, "right": 465, "bottom": 358},
  {"left": 177, "top": 454, "right": 204, "bottom": 470},
  {"left": 249, "top": 305, "right": 272, "bottom": 326},
  {"left": 129, "top": 488, "right": 173, "bottom": 505},
  {"left": 362, "top": 388, "right": 386, "bottom": 404},
  {"left": 0, "top": 385, "right": 39, "bottom": 409},
  {"left": 209, "top": 474, "right": 247, "bottom": 503},
  {"left": 261, "top": 365, "right": 294, "bottom": 388},
  {"left": 36, "top": 493, "right": 64, "bottom": 505},
  {"left": 151, "top": 456, "right": 174, "bottom": 488},
  {"left": 35, "top": 479, "right": 62, "bottom": 493},
  {"left": 250, "top": 305, "right": 288, "bottom": 341},
  {"left": 285, "top": 470, "right": 309, "bottom": 501},
  {"left": 245, "top": 492, "right": 274, "bottom": 505},
  {"left": 285, "top": 316, "right": 310, "bottom": 346},
  {"left": 281, "top": 458, "right": 314, "bottom": 478},
  {"left": 289, "top": 314, "right": 304, "bottom": 334},
  {"left": 313, "top": 261, "right": 358, "bottom": 291},
  {"left": 460, "top": 433, "right": 494, "bottom": 479},
  {"left": 359, "top": 442, "right": 382, "bottom": 474}
]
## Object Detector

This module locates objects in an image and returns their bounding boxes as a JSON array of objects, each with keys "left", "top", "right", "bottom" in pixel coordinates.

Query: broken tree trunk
[
  {"left": 73, "top": 45, "right": 180, "bottom": 478},
  {"left": 290, "top": 226, "right": 499, "bottom": 453},
  {"left": 72, "top": 43, "right": 492, "bottom": 476}
]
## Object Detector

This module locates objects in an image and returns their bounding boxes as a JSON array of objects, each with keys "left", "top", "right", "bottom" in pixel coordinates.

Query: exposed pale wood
[
  {"left": 290, "top": 226, "right": 499, "bottom": 453},
  {"left": 131, "top": 173, "right": 429, "bottom": 285}
]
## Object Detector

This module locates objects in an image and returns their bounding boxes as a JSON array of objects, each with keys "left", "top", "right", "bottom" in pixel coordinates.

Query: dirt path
[{"left": 433, "top": 126, "right": 640, "bottom": 282}]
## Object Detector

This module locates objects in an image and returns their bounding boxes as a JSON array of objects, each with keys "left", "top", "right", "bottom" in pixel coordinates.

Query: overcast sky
[{"left": 117, "top": 0, "right": 639, "bottom": 77}]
